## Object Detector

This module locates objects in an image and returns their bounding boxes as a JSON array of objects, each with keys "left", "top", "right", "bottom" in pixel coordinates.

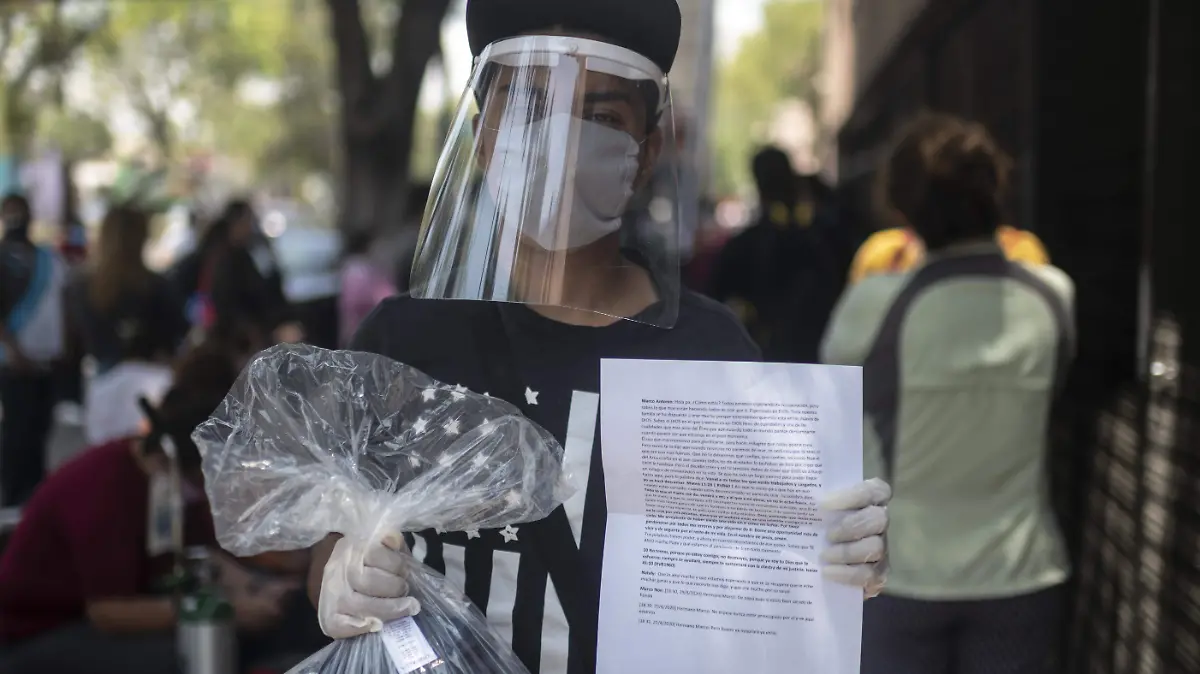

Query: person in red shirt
[{"left": 0, "top": 344, "right": 296, "bottom": 674}]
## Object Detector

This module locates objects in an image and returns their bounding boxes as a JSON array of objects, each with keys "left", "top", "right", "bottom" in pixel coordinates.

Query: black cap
[{"left": 466, "top": 0, "right": 682, "bottom": 75}]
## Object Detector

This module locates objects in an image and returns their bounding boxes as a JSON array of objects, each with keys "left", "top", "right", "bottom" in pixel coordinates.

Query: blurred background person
[
  {"left": 173, "top": 199, "right": 303, "bottom": 354},
  {"left": 802, "top": 172, "right": 855, "bottom": 280},
  {"left": 0, "top": 192, "right": 68, "bottom": 507},
  {"left": 0, "top": 343, "right": 317, "bottom": 674},
  {"left": 822, "top": 113, "right": 1072, "bottom": 674},
  {"left": 69, "top": 205, "right": 188, "bottom": 447},
  {"left": 708, "top": 146, "right": 840, "bottom": 362},
  {"left": 337, "top": 229, "right": 397, "bottom": 348}
]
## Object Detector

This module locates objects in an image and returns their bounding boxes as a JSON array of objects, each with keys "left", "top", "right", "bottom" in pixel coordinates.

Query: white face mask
[{"left": 485, "top": 113, "right": 641, "bottom": 251}]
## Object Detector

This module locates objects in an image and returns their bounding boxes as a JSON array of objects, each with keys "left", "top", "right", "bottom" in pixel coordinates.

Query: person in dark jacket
[
  {"left": 708, "top": 147, "right": 840, "bottom": 362},
  {"left": 173, "top": 199, "right": 302, "bottom": 353}
]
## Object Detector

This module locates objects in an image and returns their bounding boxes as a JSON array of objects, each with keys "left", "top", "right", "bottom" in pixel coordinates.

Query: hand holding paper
[{"left": 819, "top": 478, "right": 891, "bottom": 598}]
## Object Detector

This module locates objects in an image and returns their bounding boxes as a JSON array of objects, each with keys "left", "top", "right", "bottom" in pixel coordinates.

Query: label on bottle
[{"left": 380, "top": 617, "right": 438, "bottom": 673}]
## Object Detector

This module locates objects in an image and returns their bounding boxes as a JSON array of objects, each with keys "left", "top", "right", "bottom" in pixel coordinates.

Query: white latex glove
[
  {"left": 318, "top": 533, "right": 421, "bottom": 639},
  {"left": 818, "top": 478, "right": 891, "bottom": 599}
]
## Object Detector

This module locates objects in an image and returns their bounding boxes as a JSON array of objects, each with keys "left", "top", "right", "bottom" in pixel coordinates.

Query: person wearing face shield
[
  {"left": 306, "top": 2, "right": 892, "bottom": 673},
  {"left": 0, "top": 192, "right": 68, "bottom": 507}
]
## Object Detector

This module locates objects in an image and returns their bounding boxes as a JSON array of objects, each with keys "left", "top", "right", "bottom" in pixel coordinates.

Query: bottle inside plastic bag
[{"left": 193, "top": 344, "right": 574, "bottom": 674}]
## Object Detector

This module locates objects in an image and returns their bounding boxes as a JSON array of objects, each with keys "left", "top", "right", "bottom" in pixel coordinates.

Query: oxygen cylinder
[{"left": 177, "top": 546, "right": 238, "bottom": 674}]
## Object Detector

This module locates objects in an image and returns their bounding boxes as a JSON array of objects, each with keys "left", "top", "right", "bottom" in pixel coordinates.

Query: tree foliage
[
  {"left": 711, "top": 0, "right": 824, "bottom": 196},
  {"left": 196, "top": 1, "right": 338, "bottom": 190},
  {"left": 85, "top": 0, "right": 291, "bottom": 161},
  {"left": 9, "top": 0, "right": 450, "bottom": 232},
  {"left": 35, "top": 107, "right": 111, "bottom": 160},
  {"left": 0, "top": 0, "right": 107, "bottom": 154}
]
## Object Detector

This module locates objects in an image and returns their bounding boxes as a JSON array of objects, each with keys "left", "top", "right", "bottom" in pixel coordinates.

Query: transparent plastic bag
[{"left": 193, "top": 344, "right": 573, "bottom": 674}]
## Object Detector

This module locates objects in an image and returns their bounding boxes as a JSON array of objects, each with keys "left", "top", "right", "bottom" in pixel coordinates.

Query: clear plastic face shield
[{"left": 411, "top": 36, "right": 682, "bottom": 328}]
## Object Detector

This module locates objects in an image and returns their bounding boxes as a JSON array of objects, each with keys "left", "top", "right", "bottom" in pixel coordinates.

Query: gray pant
[
  {"left": 0, "top": 623, "right": 181, "bottom": 674},
  {"left": 862, "top": 585, "right": 1065, "bottom": 674}
]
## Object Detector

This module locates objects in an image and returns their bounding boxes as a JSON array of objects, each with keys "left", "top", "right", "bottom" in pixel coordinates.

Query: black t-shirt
[
  {"left": 708, "top": 216, "right": 840, "bottom": 364},
  {"left": 210, "top": 246, "right": 290, "bottom": 339},
  {"left": 349, "top": 291, "right": 760, "bottom": 674}
]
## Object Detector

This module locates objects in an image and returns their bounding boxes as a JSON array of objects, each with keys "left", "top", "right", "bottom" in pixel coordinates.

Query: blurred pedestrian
[
  {"left": 304, "top": 3, "right": 891, "bottom": 673},
  {"left": 0, "top": 343, "right": 299, "bottom": 674},
  {"left": 0, "top": 192, "right": 68, "bottom": 507},
  {"left": 175, "top": 199, "right": 302, "bottom": 352},
  {"left": 708, "top": 146, "right": 840, "bottom": 362},
  {"left": 822, "top": 113, "right": 1073, "bottom": 674},
  {"left": 69, "top": 205, "right": 189, "bottom": 447},
  {"left": 337, "top": 230, "right": 397, "bottom": 348}
]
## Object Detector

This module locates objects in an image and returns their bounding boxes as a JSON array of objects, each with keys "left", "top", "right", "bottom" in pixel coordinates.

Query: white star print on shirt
[
  {"left": 412, "top": 417, "right": 429, "bottom": 435},
  {"left": 525, "top": 386, "right": 539, "bottom": 406},
  {"left": 443, "top": 418, "right": 461, "bottom": 435},
  {"left": 407, "top": 455, "right": 421, "bottom": 468},
  {"left": 402, "top": 388, "right": 600, "bottom": 674},
  {"left": 504, "top": 490, "right": 522, "bottom": 508},
  {"left": 451, "top": 384, "right": 467, "bottom": 401},
  {"left": 472, "top": 453, "right": 489, "bottom": 469},
  {"left": 421, "top": 388, "right": 437, "bottom": 402}
]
